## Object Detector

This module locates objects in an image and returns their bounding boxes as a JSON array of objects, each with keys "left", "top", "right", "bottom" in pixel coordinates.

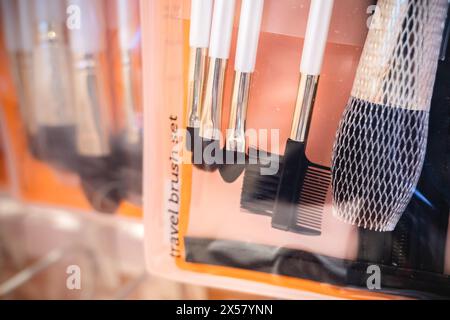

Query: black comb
[{"left": 272, "top": 140, "right": 331, "bottom": 236}]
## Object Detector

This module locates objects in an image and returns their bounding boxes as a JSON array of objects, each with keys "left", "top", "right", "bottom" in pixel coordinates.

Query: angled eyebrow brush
[
  {"left": 186, "top": 0, "right": 213, "bottom": 153},
  {"left": 271, "top": 0, "right": 334, "bottom": 236},
  {"left": 219, "top": 0, "right": 264, "bottom": 182},
  {"left": 332, "top": 0, "right": 449, "bottom": 231},
  {"left": 195, "top": 0, "right": 236, "bottom": 171}
]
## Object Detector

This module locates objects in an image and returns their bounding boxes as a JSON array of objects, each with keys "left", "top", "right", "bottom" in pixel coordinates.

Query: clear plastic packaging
[{"left": 143, "top": 0, "right": 450, "bottom": 299}]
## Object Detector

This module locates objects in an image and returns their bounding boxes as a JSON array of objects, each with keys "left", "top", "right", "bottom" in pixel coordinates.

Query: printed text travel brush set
[{"left": 143, "top": 0, "right": 450, "bottom": 299}]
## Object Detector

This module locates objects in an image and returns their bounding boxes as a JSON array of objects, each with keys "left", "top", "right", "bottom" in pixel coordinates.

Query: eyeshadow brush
[
  {"left": 32, "top": 0, "right": 78, "bottom": 171},
  {"left": 114, "top": 0, "right": 143, "bottom": 204},
  {"left": 68, "top": 0, "right": 121, "bottom": 213},
  {"left": 196, "top": 0, "right": 236, "bottom": 171},
  {"left": 186, "top": 0, "right": 213, "bottom": 153},
  {"left": 219, "top": 0, "right": 265, "bottom": 182},
  {"left": 1, "top": 0, "right": 39, "bottom": 157}
]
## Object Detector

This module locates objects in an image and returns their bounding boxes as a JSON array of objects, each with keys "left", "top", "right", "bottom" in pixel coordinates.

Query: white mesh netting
[{"left": 332, "top": 0, "right": 448, "bottom": 232}]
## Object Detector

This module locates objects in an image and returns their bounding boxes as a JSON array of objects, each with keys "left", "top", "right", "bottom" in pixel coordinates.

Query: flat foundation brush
[
  {"left": 196, "top": 0, "right": 236, "bottom": 171},
  {"left": 186, "top": 0, "right": 213, "bottom": 153},
  {"left": 270, "top": 0, "right": 334, "bottom": 236},
  {"left": 332, "top": 0, "right": 449, "bottom": 231},
  {"left": 219, "top": 0, "right": 264, "bottom": 182}
]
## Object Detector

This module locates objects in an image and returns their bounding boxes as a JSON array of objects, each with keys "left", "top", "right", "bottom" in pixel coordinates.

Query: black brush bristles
[
  {"left": 77, "top": 153, "right": 123, "bottom": 214},
  {"left": 220, "top": 149, "right": 247, "bottom": 183},
  {"left": 272, "top": 139, "right": 330, "bottom": 236},
  {"left": 240, "top": 147, "right": 282, "bottom": 216},
  {"left": 192, "top": 138, "right": 220, "bottom": 172},
  {"left": 186, "top": 126, "right": 200, "bottom": 153},
  {"left": 35, "top": 125, "right": 78, "bottom": 172}
]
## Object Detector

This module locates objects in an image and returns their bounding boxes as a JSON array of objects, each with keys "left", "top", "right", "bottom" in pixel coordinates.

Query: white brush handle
[
  {"left": 0, "top": 0, "right": 18, "bottom": 52},
  {"left": 300, "top": 0, "right": 334, "bottom": 75},
  {"left": 117, "top": 0, "right": 139, "bottom": 50},
  {"left": 189, "top": 0, "right": 213, "bottom": 48},
  {"left": 35, "top": 0, "right": 65, "bottom": 23},
  {"left": 18, "top": 0, "right": 33, "bottom": 52},
  {"left": 209, "top": 0, "right": 236, "bottom": 59},
  {"left": 235, "top": 0, "right": 264, "bottom": 73},
  {"left": 68, "top": 0, "right": 105, "bottom": 54}
]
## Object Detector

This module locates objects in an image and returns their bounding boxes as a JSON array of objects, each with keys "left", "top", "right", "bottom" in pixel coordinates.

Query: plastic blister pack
[
  {"left": 0, "top": 0, "right": 143, "bottom": 217},
  {"left": 143, "top": 0, "right": 450, "bottom": 299}
]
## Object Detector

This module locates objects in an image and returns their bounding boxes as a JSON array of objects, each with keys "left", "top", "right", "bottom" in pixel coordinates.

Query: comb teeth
[
  {"left": 296, "top": 166, "right": 331, "bottom": 232},
  {"left": 392, "top": 219, "right": 410, "bottom": 267}
]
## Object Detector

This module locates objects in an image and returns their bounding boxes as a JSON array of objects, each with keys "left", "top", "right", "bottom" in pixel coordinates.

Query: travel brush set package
[
  {"left": 143, "top": 0, "right": 450, "bottom": 299},
  {"left": 0, "top": 0, "right": 142, "bottom": 217}
]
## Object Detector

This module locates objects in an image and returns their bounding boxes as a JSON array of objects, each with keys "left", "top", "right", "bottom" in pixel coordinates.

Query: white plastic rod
[
  {"left": 68, "top": 0, "right": 106, "bottom": 54},
  {"left": 0, "top": 0, "right": 18, "bottom": 52},
  {"left": 189, "top": 0, "right": 213, "bottom": 48},
  {"left": 209, "top": 0, "right": 236, "bottom": 59},
  {"left": 235, "top": 0, "right": 264, "bottom": 73},
  {"left": 116, "top": 0, "right": 140, "bottom": 50},
  {"left": 18, "top": 0, "right": 33, "bottom": 52},
  {"left": 35, "top": 0, "right": 65, "bottom": 23},
  {"left": 300, "top": 0, "right": 334, "bottom": 75}
]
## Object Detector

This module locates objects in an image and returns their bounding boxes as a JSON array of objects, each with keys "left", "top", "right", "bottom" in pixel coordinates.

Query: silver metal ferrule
[
  {"left": 290, "top": 74, "right": 320, "bottom": 143},
  {"left": 225, "top": 72, "right": 252, "bottom": 153},
  {"left": 120, "top": 49, "right": 140, "bottom": 146},
  {"left": 33, "top": 22, "right": 75, "bottom": 127},
  {"left": 73, "top": 54, "right": 111, "bottom": 157},
  {"left": 187, "top": 47, "right": 208, "bottom": 128},
  {"left": 199, "top": 57, "right": 227, "bottom": 141}
]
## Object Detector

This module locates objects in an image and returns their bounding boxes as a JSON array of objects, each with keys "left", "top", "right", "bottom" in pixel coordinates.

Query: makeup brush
[
  {"left": 359, "top": 12, "right": 450, "bottom": 273},
  {"left": 17, "top": 0, "right": 39, "bottom": 157},
  {"left": 0, "top": 0, "right": 38, "bottom": 156},
  {"left": 32, "top": 0, "right": 78, "bottom": 171},
  {"left": 240, "top": 147, "right": 283, "bottom": 216},
  {"left": 332, "top": 0, "right": 448, "bottom": 232},
  {"left": 196, "top": 0, "right": 236, "bottom": 171},
  {"left": 219, "top": 0, "right": 264, "bottom": 182},
  {"left": 186, "top": 0, "right": 213, "bottom": 153},
  {"left": 270, "top": 0, "right": 334, "bottom": 236},
  {"left": 68, "top": 0, "right": 121, "bottom": 213},
  {"left": 114, "top": 0, "right": 143, "bottom": 204}
]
